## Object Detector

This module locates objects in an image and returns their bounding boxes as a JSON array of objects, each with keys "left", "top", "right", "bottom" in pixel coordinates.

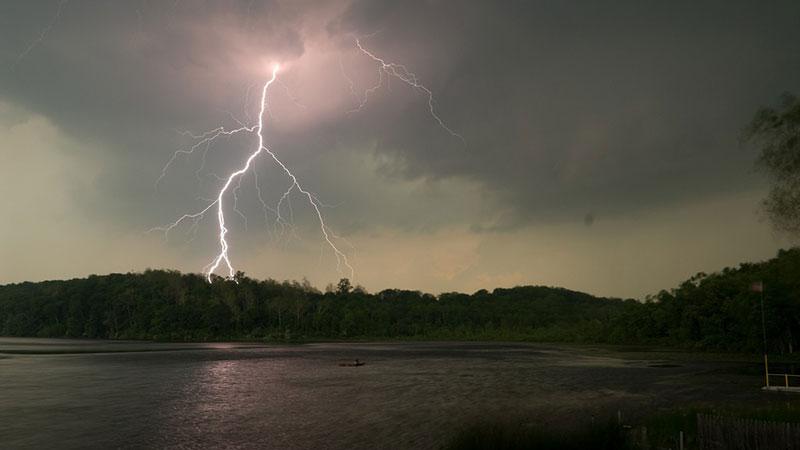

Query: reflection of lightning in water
[
  {"left": 152, "top": 65, "right": 353, "bottom": 282},
  {"left": 351, "top": 37, "right": 465, "bottom": 144},
  {"left": 13, "top": 0, "right": 68, "bottom": 69}
]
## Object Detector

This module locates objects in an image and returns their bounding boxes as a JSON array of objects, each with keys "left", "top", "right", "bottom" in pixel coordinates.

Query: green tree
[
  {"left": 745, "top": 93, "right": 800, "bottom": 236},
  {"left": 336, "top": 278, "right": 353, "bottom": 295},
  {"left": 2, "top": 249, "right": 800, "bottom": 350}
]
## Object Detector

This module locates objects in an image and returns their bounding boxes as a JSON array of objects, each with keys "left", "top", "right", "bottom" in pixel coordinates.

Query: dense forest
[{"left": 1, "top": 248, "right": 799, "bottom": 352}]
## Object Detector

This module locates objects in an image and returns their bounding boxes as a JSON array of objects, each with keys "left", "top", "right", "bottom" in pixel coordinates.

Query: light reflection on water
[{"left": 0, "top": 339, "right": 757, "bottom": 449}]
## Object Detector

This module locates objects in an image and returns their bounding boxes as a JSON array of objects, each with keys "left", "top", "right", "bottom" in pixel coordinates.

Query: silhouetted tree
[
  {"left": 2, "top": 248, "right": 800, "bottom": 351},
  {"left": 337, "top": 278, "right": 353, "bottom": 295},
  {"left": 745, "top": 92, "right": 800, "bottom": 237}
]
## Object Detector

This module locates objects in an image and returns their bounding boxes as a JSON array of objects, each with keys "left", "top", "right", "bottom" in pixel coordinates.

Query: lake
[{"left": 0, "top": 338, "right": 762, "bottom": 449}]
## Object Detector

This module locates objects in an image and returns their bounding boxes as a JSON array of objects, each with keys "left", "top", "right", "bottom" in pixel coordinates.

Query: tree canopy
[
  {"left": 2, "top": 248, "right": 799, "bottom": 353},
  {"left": 746, "top": 92, "right": 800, "bottom": 236}
]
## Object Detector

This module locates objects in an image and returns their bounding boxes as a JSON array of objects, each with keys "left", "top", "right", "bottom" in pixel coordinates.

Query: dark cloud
[
  {"left": 329, "top": 0, "right": 800, "bottom": 227},
  {"left": 2, "top": 0, "right": 799, "bottom": 297},
  {"left": 3, "top": 0, "right": 800, "bottom": 232}
]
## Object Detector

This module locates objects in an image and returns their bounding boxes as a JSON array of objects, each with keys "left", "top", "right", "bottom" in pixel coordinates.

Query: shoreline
[{"left": 2, "top": 336, "right": 798, "bottom": 366}]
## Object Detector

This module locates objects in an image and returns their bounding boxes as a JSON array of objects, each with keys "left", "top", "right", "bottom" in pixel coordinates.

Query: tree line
[{"left": 1, "top": 248, "right": 799, "bottom": 353}]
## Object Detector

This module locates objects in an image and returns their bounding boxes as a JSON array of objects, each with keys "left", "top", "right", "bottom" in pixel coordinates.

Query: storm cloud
[{"left": 1, "top": 0, "right": 798, "bottom": 297}]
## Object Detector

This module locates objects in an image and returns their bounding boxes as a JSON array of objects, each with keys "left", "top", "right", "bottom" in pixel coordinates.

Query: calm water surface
[{"left": 0, "top": 338, "right": 757, "bottom": 449}]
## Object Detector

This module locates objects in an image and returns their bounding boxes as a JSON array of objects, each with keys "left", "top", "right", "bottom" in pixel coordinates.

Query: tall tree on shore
[{"left": 745, "top": 93, "right": 800, "bottom": 237}]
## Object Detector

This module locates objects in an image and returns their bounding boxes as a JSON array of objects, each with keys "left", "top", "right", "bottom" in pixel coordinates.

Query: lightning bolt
[
  {"left": 13, "top": 0, "right": 68, "bottom": 69},
  {"left": 351, "top": 37, "right": 465, "bottom": 144},
  {"left": 155, "top": 125, "right": 256, "bottom": 191},
  {"left": 154, "top": 36, "right": 462, "bottom": 284},
  {"left": 13, "top": 2, "right": 460, "bottom": 286},
  {"left": 152, "top": 65, "right": 353, "bottom": 283}
]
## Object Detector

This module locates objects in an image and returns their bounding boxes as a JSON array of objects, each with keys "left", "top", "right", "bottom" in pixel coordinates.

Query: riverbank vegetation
[
  {"left": 1, "top": 248, "right": 799, "bottom": 353},
  {"left": 445, "top": 401, "right": 800, "bottom": 450}
]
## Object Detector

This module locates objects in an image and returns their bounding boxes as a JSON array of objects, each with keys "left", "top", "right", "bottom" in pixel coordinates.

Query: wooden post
[
  {"left": 641, "top": 426, "right": 648, "bottom": 450},
  {"left": 764, "top": 354, "right": 769, "bottom": 387},
  {"left": 765, "top": 354, "right": 770, "bottom": 387},
  {"left": 679, "top": 430, "right": 684, "bottom": 450},
  {"left": 761, "top": 285, "right": 770, "bottom": 388},
  {"left": 786, "top": 373, "right": 789, "bottom": 388}
]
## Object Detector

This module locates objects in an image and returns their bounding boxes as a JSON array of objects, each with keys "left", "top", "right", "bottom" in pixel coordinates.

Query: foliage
[
  {"left": 1, "top": 248, "right": 800, "bottom": 353},
  {"left": 604, "top": 248, "right": 800, "bottom": 353},
  {"left": 745, "top": 92, "right": 800, "bottom": 236},
  {"left": 0, "top": 270, "right": 622, "bottom": 342},
  {"left": 636, "top": 402, "right": 800, "bottom": 450},
  {"left": 444, "top": 401, "right": 800, "bottom": 450}
]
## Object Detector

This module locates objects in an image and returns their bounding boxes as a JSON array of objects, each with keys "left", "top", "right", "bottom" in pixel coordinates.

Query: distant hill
[{"left": 1, "top": 248, "right": 799, "bottom": 352}]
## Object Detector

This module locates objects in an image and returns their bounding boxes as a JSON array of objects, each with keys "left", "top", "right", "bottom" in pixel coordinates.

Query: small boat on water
[{"left": 338, "top": 359, "right": 365, "bottom": 367}]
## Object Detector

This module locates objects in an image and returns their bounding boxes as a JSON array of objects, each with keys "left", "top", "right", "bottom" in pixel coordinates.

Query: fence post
[
  {"left": 765, "top": 354, "right": 770, "bottom": 387},
  {"left": 696, "top": 414, "right": 704, "bottom": 450},
  {"left": 641, "top": 426, "right": 648, "bottom": 450}
]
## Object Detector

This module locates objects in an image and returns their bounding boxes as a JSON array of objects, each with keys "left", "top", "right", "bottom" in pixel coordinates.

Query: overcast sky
[{"left": 1, "top": 0, "right": 798, "bottom": 298}]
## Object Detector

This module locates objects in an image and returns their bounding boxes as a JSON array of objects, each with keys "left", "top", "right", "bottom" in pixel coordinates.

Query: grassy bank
[{"left": 445, "top": 401, "right": 800, "bottom": 450}]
